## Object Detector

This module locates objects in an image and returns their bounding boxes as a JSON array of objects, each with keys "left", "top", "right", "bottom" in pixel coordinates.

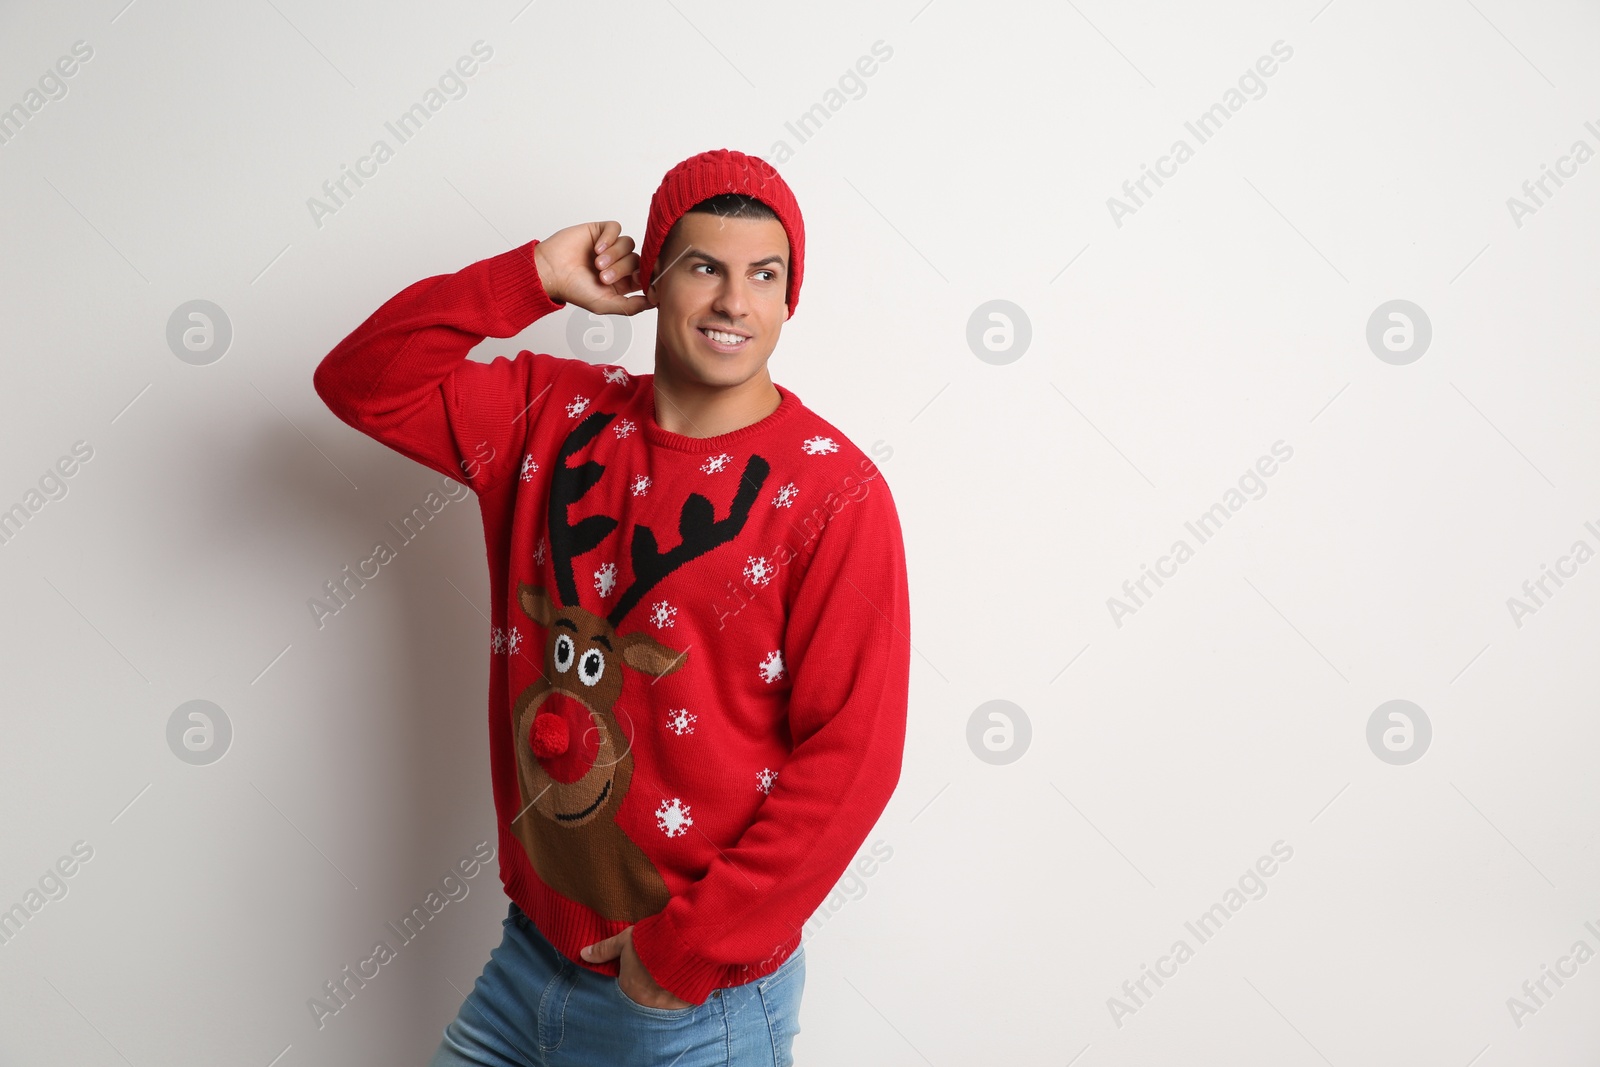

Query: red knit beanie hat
[{"left": 639, "top": 148, "right": 806, "bottom": 318}]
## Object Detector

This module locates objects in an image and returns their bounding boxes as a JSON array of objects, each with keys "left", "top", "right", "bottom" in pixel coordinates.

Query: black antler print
[
  {"left": 606, "top": 454, "right": 771, "bottom": 626},
  {"left": 547, "top": 410, "right": 619, "bottom": 606}
]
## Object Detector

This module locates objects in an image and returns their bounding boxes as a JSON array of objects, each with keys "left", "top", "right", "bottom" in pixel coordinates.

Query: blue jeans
[{"left": 427, "top": 901, "right": 806, "bottom": 1066}]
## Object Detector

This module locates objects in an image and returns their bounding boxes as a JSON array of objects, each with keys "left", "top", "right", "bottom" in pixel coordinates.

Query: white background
[{"left": 3, "top": 0, "right": 1599, "bottom": 1064}]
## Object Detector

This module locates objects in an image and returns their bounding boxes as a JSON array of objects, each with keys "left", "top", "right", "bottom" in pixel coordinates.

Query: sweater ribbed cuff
[
  {"left": 488, "top": 239, "right": 567, "bottom": 329},
  {"left": 627, "top": 908, "right": 729, "bottom": 1007}
]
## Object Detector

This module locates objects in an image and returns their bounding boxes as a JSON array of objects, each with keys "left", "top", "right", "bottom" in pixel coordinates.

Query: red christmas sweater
[{"left": 312, "top": 238, "right": 910, "bottom": 1005}]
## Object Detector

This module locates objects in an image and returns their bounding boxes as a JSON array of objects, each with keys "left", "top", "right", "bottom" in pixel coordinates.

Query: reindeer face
[{"left": 512, "top": 584, "right": 685, "bottom": 828}]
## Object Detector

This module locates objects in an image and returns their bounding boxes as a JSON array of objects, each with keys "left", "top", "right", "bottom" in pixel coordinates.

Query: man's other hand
[
  {"left": 534, "top": 221, "right": 652, "bottom": 318},
  {"left": 581, "top": 925, "right": 695, "bottom": 1010}
]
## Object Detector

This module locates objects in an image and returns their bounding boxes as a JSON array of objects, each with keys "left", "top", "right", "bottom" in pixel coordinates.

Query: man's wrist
[{"left": 532, "top": 241, "right": 564, "bottom": 305}]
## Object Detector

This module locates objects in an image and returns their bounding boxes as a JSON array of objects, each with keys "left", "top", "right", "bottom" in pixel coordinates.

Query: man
[{"left": 313, "top": 148, "right": 911, "bottom": 1066}]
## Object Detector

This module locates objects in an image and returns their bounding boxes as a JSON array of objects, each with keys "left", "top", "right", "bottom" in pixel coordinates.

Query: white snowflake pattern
[
  {"left": 533, "top": 537, "right": 548, "bottom": 566},
  {"left": 565, "top": 395, "right": 590, "bottom": 418},
  {"left": 630, "top": 474, "right": 652, "bottom": 497},
  {"left": 491, "top": 627, "right": 524, "bottom": 657},
  {"left": 772, "top": 482, "right": 798, "bottom": 508},
  {"left": 665, "top": 708, "right": 697, "bottom": 736},
  {"left": 593, "top": 562, "right": 617, "bottom": 597},
  {"left": 613, "top": 418, "right": 637, "bottom": 439},
  {"left": 520, "top": 455, "right": 540, "bottom": 482},
  {"left": 648, "top": 600, "right": 678, "bottom": 628},
  {"left": 756, "top": 768, "right": 779, "bottom": 794},
  {"left": 801, "top": 436, "right": 838, "bottom": 456},
  {"left": 604, "top": 366, "right": 631, "bottom": 385},
  {"left": 758, "top": 649, "right": 786, "bottom": 684},
  {"left": 742, "top": 555, "right": 776, "bottom": 588},
  {"left": 700, "top": 452, "right": 733, "bottom": 474},
  {"left": 655, "top": 797, "right": 693, "bottom": 838}
]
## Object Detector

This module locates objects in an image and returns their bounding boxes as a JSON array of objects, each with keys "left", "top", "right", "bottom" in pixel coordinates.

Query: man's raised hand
[{"left": 533, "top": 221, "right": 652, "bottom": 318}]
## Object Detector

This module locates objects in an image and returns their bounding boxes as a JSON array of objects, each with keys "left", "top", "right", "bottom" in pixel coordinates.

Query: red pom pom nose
[
  {"left": 529, "top": 711, "right": 569, "bottom": 758},
  {"left": 527, "top": 692, "right": 600, "bottom": 783}
]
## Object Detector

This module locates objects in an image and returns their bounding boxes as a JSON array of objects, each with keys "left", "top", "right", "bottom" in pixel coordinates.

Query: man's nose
[{"left": 711, "top": 277, "right": 749, "bottom": 318}]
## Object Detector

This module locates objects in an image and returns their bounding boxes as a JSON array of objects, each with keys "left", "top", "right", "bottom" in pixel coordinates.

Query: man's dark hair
[{"left": 686, "top": 192, "right": 779, "bottom": 221}]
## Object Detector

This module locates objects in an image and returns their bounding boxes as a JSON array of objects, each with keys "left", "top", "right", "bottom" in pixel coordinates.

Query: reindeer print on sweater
[{"left": 508, "top": 408, "right": 769, "bottom": 923}]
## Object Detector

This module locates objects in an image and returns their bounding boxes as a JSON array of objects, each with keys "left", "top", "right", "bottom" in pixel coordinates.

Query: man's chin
[
  {"left": 693, "top": 373, "right": 753, "bottom": 394},
  {"left": 664, "top": 348, "right": 765, "bottom": 389}
]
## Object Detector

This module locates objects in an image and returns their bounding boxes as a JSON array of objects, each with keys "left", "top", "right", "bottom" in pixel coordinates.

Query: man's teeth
[{"left": 702, "top": 329, "right": 747, "bottom": 345}]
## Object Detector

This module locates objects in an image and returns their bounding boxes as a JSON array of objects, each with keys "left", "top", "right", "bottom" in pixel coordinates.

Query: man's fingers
[
  {"left": 600, "top": 251, "right": 639, "bottom": 286},
  {"left": 593, "top": 219, "right": 621, "bottom": 254},
  {"left": 595, "top": 235, "right": 635, "bottom": 271},
  {"left": 595, "top": 235, "right": 630, "bottom": 263},
  {"left": 582, "top": 932, "right": 619, "bottom": 959}
]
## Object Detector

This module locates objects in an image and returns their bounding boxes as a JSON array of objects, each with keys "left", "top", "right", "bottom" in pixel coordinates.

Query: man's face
[{"left": 647, "top": 210, "right": 790, "bottom": 389}]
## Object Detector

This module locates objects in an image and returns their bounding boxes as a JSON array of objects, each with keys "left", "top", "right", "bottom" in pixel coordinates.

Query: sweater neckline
[{"left": 641, "top": 379, "right": 802, "bottom": 453}]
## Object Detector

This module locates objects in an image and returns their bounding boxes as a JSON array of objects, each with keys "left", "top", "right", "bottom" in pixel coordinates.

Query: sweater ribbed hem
[
  {"left": 501, "top": 851, "right": 621, "bottom": 976},
  {"left": 501, "top": 841, "right": 796, "bottom": 1006},
  {"left": 641, "top": 382, "right": 803, "bottom": 454}
]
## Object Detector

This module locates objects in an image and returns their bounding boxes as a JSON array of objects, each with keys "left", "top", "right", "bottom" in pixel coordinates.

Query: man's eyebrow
[{"left": 682, "top": 247, "right": 787, "bottom": 271}]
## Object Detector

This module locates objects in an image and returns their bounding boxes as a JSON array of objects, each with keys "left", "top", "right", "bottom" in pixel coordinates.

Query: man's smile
[{"left": 698, "top": 326, "right": 752, "bottom": 352}]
